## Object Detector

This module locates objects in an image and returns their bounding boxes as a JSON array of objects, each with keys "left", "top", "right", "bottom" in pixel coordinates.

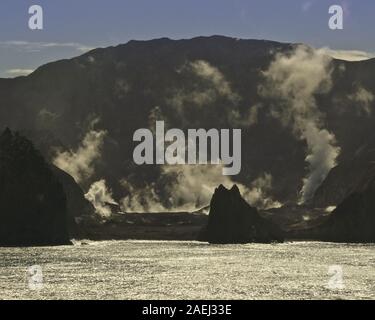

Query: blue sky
[{"left": 0, "top": 0, "right": 374, "bottom": 77}]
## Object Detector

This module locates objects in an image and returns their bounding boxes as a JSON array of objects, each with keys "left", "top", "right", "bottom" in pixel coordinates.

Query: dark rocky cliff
[
  {"left": 0, "top": 128, "right": 70, "bottom": 246},
  {"left": 311, "top": 138, "right": 375, "bottom": 208},
  {"left": 51, "top": 165, "right": 96, "bottom": 237},
  {"left": 319, "top": 174, "right": 375, "bottom": 243}
]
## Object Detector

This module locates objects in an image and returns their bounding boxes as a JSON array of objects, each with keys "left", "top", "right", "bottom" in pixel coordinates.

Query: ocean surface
[{"left": 0, "top": 240, "right": 374, "bottom": 300}]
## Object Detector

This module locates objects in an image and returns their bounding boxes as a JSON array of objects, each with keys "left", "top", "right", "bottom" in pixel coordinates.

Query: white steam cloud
[
  {"left": 168, "top": 60, "right": 245, "bottom": 125},
  {"left": 190, "top": 60, "right": 237, "bottom": 100},
  {"left": 167, "top": 59, "right": 263, "bottom": 128},
  {"left": 121, "top": 165, "right": 231, "bottom": 212},
  {"left": 53, "top": 122, "right": 106, "bottom": 183},
  {"left": 85, "top": 180, "right": 118, "bottom": 218},
  {"left": 242, "top": 173, "right": 282, "bottom": 209},
  {"left": 260, "top": 46, "right": 341, "bottom": 203},
  {"left": 348, "top": 86, "right": 374, "bottom": 116},
  {"left": 121, "top": 165, "right": 280, "bottom": 213},
  {"left": 188, "top": 60, "right": 264, "bottom": 127}
]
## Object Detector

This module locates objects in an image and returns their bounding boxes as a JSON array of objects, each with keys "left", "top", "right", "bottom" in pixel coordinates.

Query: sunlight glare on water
[{"left": 0, "top": 240, "right": 374, "bottom": 300}]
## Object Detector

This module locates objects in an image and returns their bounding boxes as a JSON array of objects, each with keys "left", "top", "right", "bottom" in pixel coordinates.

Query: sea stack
[{"left": 199, "top": 184, "right": 284, "bottom": 244}]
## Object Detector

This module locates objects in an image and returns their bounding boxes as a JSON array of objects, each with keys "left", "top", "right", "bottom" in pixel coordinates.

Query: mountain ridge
[
  {"left": 5, "top": 36, "right": 375, "bottom": 82},
  {"left": 1, "top": 35, "right": 375, "bottom": 212}
]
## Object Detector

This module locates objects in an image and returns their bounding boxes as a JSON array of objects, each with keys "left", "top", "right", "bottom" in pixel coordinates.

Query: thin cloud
[
  {"left": 5, "top": 68, "right": 34, "bottom": 76},
  {"left": 321, "top": 48, "right": 375, "bottom": 62},
  {"left": 0, "top": 41, "right": 94, "bottom": 53},
  {"left": 301, "top": 1, "right": 313, "bottom": 13}
]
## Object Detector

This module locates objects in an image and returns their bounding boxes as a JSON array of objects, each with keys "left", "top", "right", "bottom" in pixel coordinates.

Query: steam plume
[
  {"left": 121, "top": 165, "right": 280, "bottom": 212},
  {"left": 85, "top": 179, "right": 117, "bottom": 218},
  {"left": 259, "top": 46, "right": 341, "bottom": 202},
  {"left": 53, "top": 122, "right": 106, "bottom": 183}
]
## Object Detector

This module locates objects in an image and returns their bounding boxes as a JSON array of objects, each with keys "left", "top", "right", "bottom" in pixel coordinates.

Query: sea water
[{"left": 0, "top": 240, "right": 374, "bottom": 300}]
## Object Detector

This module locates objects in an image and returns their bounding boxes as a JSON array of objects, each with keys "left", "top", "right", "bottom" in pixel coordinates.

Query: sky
[{"left": 0, "top": 0, "right": 374, "bottom": 77}]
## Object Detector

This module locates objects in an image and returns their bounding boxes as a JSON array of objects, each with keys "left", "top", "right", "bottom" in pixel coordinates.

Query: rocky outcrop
[
  {"left": 319, "top": 176, "right": 375, "bottom": 243},
  {"left": 51, "top": 165, "right": 96, "bottom": 237},
  {"left": 311, "top": 141, "right": 375, "bottom": 208},
  {"left": 199, "top": 185, "right": 284, "bottom": 244},
  {"left": 308, "top": 148, "right": 375, "bottom": 242},
  {"left": 0, "top": 128, "right": 70, "bottom": 246}
]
